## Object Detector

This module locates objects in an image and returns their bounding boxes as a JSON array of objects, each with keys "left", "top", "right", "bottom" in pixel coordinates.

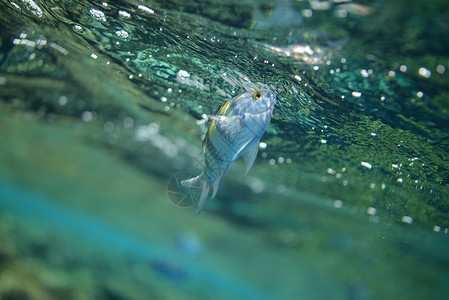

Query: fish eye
[{"left": 253, "top": 92, "right": 262, "bottom": 100}]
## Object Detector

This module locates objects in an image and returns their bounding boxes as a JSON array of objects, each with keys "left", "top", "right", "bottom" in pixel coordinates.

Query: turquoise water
[{"left": 0, "top": 0, "right": 448, "bottom": 299}]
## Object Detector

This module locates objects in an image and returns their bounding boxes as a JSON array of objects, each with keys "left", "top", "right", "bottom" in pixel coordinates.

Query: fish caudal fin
[{"left": 181, "top": 173, "right": 210, "bottom": 215}]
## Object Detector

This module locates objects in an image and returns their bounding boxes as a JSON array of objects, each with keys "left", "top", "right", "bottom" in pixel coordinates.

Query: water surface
[{"left": 0, "top": 1, "right": 448, "bottom": 299}]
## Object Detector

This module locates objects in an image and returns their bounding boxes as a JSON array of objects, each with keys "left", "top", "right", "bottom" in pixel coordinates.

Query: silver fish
[{"left": 182, "top": 90, "right": 276, "bottom": 214}]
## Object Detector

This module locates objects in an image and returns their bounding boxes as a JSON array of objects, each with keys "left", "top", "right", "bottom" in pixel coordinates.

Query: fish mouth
[
  {"left": 265, "top": 90, "right": 275, "bottom": 98},
  {"left": 264, "top": 90, "right": 276, "bottom": 102},
  {"left": 265, "top": 90, "right": 277, "bottom": 108}
]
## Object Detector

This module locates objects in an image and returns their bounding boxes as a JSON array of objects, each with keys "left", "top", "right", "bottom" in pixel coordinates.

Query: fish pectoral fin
[
  {"left": 231, "top": 137, "right": 254, "bottom": 162},
  {"left": 241, "top": 139, "right": 259, "bottom": 174}
]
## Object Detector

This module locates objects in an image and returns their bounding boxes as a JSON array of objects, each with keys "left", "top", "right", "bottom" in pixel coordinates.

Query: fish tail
[{"left": 181, "top": 173, "right": 210, "bottom": 215}]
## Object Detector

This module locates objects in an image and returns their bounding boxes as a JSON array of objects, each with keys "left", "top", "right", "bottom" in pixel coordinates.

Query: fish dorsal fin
[{"left": 241, "top": 139, "right": 259, "bottom": 174}]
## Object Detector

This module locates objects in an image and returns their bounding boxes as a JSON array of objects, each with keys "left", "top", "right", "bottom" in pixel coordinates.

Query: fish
[{"left": 181, "top": 90, "right": 276, "bottom": 214}]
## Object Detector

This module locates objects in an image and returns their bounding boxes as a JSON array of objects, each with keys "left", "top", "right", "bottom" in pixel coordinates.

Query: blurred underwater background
[{"left": 0, "top": 0, "right": 449, "bottom": 299}]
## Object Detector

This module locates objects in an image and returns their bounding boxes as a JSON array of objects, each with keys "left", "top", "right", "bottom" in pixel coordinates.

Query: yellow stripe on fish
[
  {"left": 219, "top": 99, "right": 232, "bottom": 114},
  {"left": 204, "top": 99, "right": 231, "bottom": 148}
]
